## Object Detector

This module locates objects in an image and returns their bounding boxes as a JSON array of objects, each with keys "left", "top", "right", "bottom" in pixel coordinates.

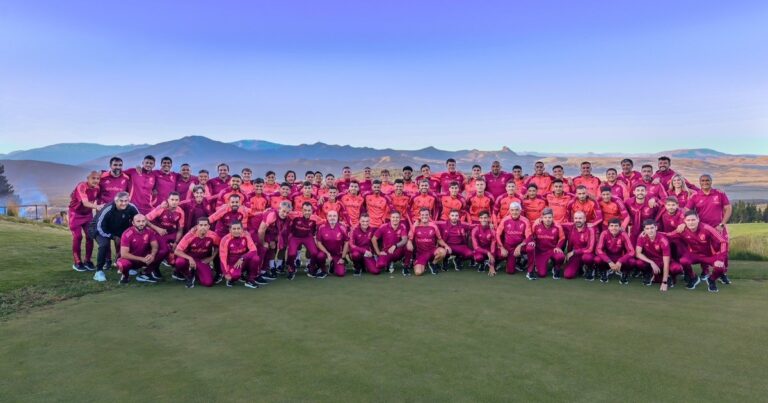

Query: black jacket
[{"left": 89, "top": 202, "right": 139, "bottom": 239}]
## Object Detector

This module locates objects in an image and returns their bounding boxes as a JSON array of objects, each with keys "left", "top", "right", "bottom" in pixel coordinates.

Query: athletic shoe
[
  {"left": 128, "top": 269, "right": 138, "bottom": 276},
  {"left": 631, "top": 268, "right": 640, "bottom": 278},
  {"left": 287, "top": 271, "right": 296, "bottom": 280},
  {"left": 686, "top": 275, "right": 701, "bottom": 290},
  {"left": 136, "top": 274, "right": 156, "bottom": 283},
  {"left": 244, "top": 281, "right": 259, "bottom": 289},
  {"left": 526, "top": 271, "right": 537, "bottom": 281},
  {"left": 552, "top": 268, "right": 561, "bottom": 280},
  {"left": 161, "top": 261, "right": 171, "bottom": 267},
  {"left": 700, "top": 273, "right": 710, "bottom": 282},
  {"left": 707, "top": 278, "right": 719, "bottom": 293},
  {"left": 448, "top": 256, "right": 460, "bottom": 271},
  {"left": 515, "top": 264, "right": 525, "bottom": 272},
  {"left": 428, "top": 262, "right": 439, "bottom": 275},
  {"left": 72, "top": 263, "right": 87, "bottom": 272},
  {"left": 119, "top": 274, "right": 130, "bottom": 284},
  {"left": 226, "top": 280, "right": 234, "bottom": 287},
  {"left": 105, "top": 259, "right": 113, "bottom": 270},
  {"left": 402, "top": 267, "right": 411, "bottom": 277},
  {"left": 584, "top": 269, "right": 594, "bottom": 281},
  {"left": 599, "top": 270, "right": 608, "bottom": 283},
  {"left": 254, "top": 276, "right": 269, "bottom": 285},
  {"left": 669, "top": 277, "right": 676, "bottom": 288},
  {"left": 316, "top": 271, "right": 328, "bottom": 279},
  {"left": 185, "top": 276, "right": 195, "bottom": 288},
  {"left": 84, "top": 261, "right": 96, "bottom": 271},
  {"left": 388, "top": 263, "right": 395, "bottom": 274},
  {"left": 719, "top": 274, "right": 731, "bottom": 285},
  {"left": 295, "top": 258, "right": 302, "bottom": 269},
  {"left": 269, "top": 268, "right": 278, "bottom": 278},
  {"left": 151, "top": 270, "right": 164, "bottom": 281},
  {"left": 477, "top": 263, "right": 485, "bottom": 273},
  {"left": 307, "top": 270, "right": 318, "bottom": 278},
  {"left": 93, "top": 270, "right": 107, "bottom": 282},
  {"left": 261, "top": 272, "right": 277, "bottom": 281},
  {"left": 171, "top": 272, "right": 186, "bottom": 281},
  {"left": 620, "top": 273, "right": 629, "bottom": 285},
  {"left": 683, "top": 274, "right": 691, "bottom": 284},
  {"left": 642, "top": 273, "right": 652, "bottom": 286},
  {"left": 214, "top": 273, "right": 224, "bottom": 284},
  {"left": 353, "top": 266, "right": 362, "bottom": 276}
]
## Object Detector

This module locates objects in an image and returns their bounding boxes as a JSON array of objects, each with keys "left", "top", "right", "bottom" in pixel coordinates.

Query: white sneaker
[
  {"left": 93, "top": 270, "right": 107, "bottom": 282},
  {"left": 128, "top": 269, "right": 138, "bottom": 276}
]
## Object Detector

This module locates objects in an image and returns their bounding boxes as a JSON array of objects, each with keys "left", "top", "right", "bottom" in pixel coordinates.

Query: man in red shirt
[
  {"left": 246, "top": 178, "right": 269, "bottom": 214},
  {"left": 416, "top": 164, "right": 441, "bottom": 194},
  {"left": 439, "top": 182, "right": 466, "bottom": 221},
  {"left": 175, "top": 163, "right": 198, "bottom": 200},
  {"left": 214, "top": 175, "right": 247, "bottom": 209},
  {"left": 315, "top": 210, "right": 349, "bottom": 277},
  {"left": 566, "top": 186, "right": 603, "bottom": 227},
  {"left": 407, "top": 208, "right": 449, "bottom": 276},
  {"left": 173, "top": 217, "right": 220, "bottom": 288},
  {"left": 466, "top": 164, "right": 483, "bottom": 197},
  {"left": 340, "top": 181, "right": 365, "bottom": 227},
  {"left": 669, "top": 211, "right": 728, "bottom": 293},
  {"left": 378, "top": 169, "right": 395, "bottom": 194},
  {"left": 401, "top": 166, "right": 419, "bottom": 196},
  {"left": 336, "top": 166, "right": 353, "bottom": 193},
  {"left": 545, "top": 179, "right": 573, "bottom": 224},
  {"left": 180, "top": 185, "right": 213, "bottom": 233},
  {"left": 437, "top": 210, "right": 474, "bottom": 270},
  {"left": 603, "top": 168, "right": 629, "bottom": 201},
  {"left": 685, "top": 174, "right": 732, "bottom": 284},
  {"left": 465, "top": 178, "right": 493, "bottom": 224},
  {"left": 598, "top": 187, "right": 630, "bottom": 231},
  {"left": 116, "top": 214, "right": 160, "bottom": 284},
  {"left": 372, "top": 211, "right": 411, "bottom": 276},
  {"left": 409, "top": 180, "right": 438, "bottom": 222},
  {"left": 595, "top": 219, "right": 637, "bottom": 284},
  {"left": 263, "top": 170, "right": 280, "bottom": 195},
  {"left": 359, "top": 167, "right": 373, "bottom": 194},
  {"left": 522, "top": 184, "right": 547, "bottom": 222},
  {"left": 209, "top": 194, "right": 250, "bottom": 238},
  {"left": 511, "top": 165, "right": 527, "bottom": 194},
  {"left": 318, "top": 186, "right": 347, "bottom": 224},
  {"left": 625, "top": 184, "right": 660, "bottom": 245},
  {"left": 635, "top": 219, "right": 684, "bottom": 291},
  {"left": 219, "top": 221, "right": 262, "bottom": 288},
  {"left": 187, "top": 169, "right": 211, "bottom": 199},
  {"left": 258, "top": 201, "right": 292, "bottom": 279},
  {"left": 69, "top": 171, "right": 103, "bottom": 271},
  {"left": 437, "top": 158, "right": 466, "bottom": 195},
  {"left": 572, "top": 161, "right": 601, "bottom": 199},
  {"left": 551, "top": 165, "right": 573, "bottom": 194},
  {"left": 484, "top": 161, "right": 513, "bottom": 199},
  {"left": 525, "top": 161, "right": 554, "bottom": 196},
  {"left": 152, "top": 156, "right": 178, "bottom": 207},
  {"left": 291, "top": 181, "right": 319, "bottom": 218},
  {"left": 525, "top": 208, "right": 565, "bottom": 279},
  {"left": 350, "top": 214, "right": 377, "bottom": 275},
  {"left": 99, "top": 157, "right": 131, "bottom": 204},
  {"left": 239, "top": 168, "right": 255, "bottom": 196},
  {"left": 654, "top": 156, "right": 697, "bottom": 190},
  {"left": 496, "top": 203, "right": 532, "bottom": 274},
  {"left": 633, "top": 164, "right": 667, "bottom": 202},
  {"left": 493, "top": 180, "right": 522, "bottom": 225},
  {"left": 619, "top": 158, "right": 642, "bottom": 189},
  {"left": 124, "top": 155, "right": 157, "bottom": 214},
  {"left": 286, "top": 202, "right": 321, "bottom": 277},
  {"left": 471, "top": 211, "right": 498, "bottom": 274},
  {"left": 562, "top": 211, "right": 596, "bottom": 280},
  {"left": 146, "top": 192, "right": 185, "bottom": 272},
  {"left": 363, "top": 180, "right": 392, "bottom": 228},
  {"left": 208, "top": 163, "right": 232, "bottom": 196}
]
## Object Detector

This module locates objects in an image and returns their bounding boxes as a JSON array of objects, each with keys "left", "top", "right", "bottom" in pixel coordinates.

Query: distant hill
[
  {"left": 229, "top": 139, "right": 284, "bottom": 151},
  {"left": 0, "top": 160, "right": 90, "bottom": 206},
  {"left": 658, "top": 148, "right": 729, "bottom": 159},
  {"left": 0, "top": 143, "right": 148, "bottom": 165}
]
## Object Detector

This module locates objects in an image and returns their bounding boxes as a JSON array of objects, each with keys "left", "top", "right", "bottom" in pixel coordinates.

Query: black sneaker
[
  {"left": 700, "top": 273, "right": 710, "bottom": 283},
  {"left": 185, "top": 276, "right": 195, "bottom": 288},
  {"left": 719, "top": 274, "right": 731, "bottom": 285},
  {"left": 707, "top": 278, "right": 719, "bottom": 293},
  {"left": 151, "top": 270, "right": 164, "bottom": 281},
  {"left": 287, "top": 271, "right": 296, "bottom": 280},
  {"left": 254, "top": 276, "right": 269, "bottom": 285},
  {"left": 552, "top": 268, "right": 561, "bottom": 280},
  {"left": 631, "top": 268, "right": 640, "bottom": 278},
  {"left": 316, "top": 271, "right": 328, "bottom": 279},
  {"left": 307, "top": 270, "right": 318, "bottom": 278},
  {"left": 84, "top": 261, "right": 96, "bottom": 271},
  {"left": 214, "top": 273, "right": 224, "bottom": 284},
  {"left": 244, "top": 280, "right": 260, "bottom": 289},
  {"left": 449, "top": 257, "right": 460, "bottom": 271},
  {"left": 171, "top": 272, "right": 185, "bottom": 281},
  {"left": 105, "top": 259, "right": 113, "bottom": 270},
  {"left": 402, "top": 266, "right": 411, "bottom": 277},
  {"left": 477, "top": 263, "right": 485, "bottom": 273},
  {"left": 225, "top": 280, "right": 234, "bottom": 287},
  {"left": 428, "top": 262, "right": 439, "bottom": 275},
  {"left": 683, "top": 274, "right": 691, "bottom": 284},
  {"left": 261, "top": 272, "right": 277, "bottom": 281},
  {"left": 526, "top": 271, "right": 537, "bottom": 281},
  {"left": 353, "top": 266, "right": 362, "bottom": 276},
  {"left": 276, "top": 264, "right": 286, "bottom": 275},
  {"left": 600, "top": 270, "right": 608, "bottom": 283},
  {"left": 584, "top": 269, "right": 594, "bottom": 281},
  {"left": 686, "top": 275, "right": 701, "bottom": 290},
  {"left": 119, "top": 274, "right": 130, "bottom": 284},
  {"left": 620, "top": 273, "right": 629, "bottom": 285},
  {"left": 269, "top": 268, "right": 278, "bottom": 278},
  {"left": 136, "top": 274, "right": 157, "bottom": 283},
  {"left": 642, "top": 273, "right": 652, "bottom": 286},
  {"left": 669, "top": 277, "right": 676, "bottom": 288},
  {"left": 72, "top": 263, "right": 87, "bottom": 272}
]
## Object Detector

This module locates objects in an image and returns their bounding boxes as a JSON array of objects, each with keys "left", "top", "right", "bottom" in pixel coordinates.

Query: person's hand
[
  {"left": 263, "top": 242, "right": 269, "bottom": 249},
  {"left": 649, "top": 199, "right": 657, "bottom": 209},
  {"left": 326, "top": 256, "right": 332, "bottom": 265},
  {"left": 566, "top": 251, "right": 574, "bottom": 260},
  {"left": 527, "top": 242, "right": 535, "bottom": 248},
  {"left": 95, "top": 204, "right": 104, "bottom": 211},
  {"left": 714, "top": 260, "right": 725, "bottom": 268},
  {"left": 716, "top": 223, "right": 725, "bottom": 234},
  {"left": 499, "top": 247, "right": 508, "bottom": 258},
  {"left": 514, "top": 245, "right": 523, "bottom": 257},
  {"left": 650, "top": 262, "right": 660, "bottom": 274},
  {"left": 445, "top": 246, "right": 452, "bottom": 255},
  {"left": 660, "top": 282, "right": 668, "bottom": 292},
  {"left": 225, "top": 274, "right": 232, "bottom": 281},
  {"left": 675, "top": 224, "right": 685, "bottom": 233},
  {"left": 156, "top": 228, "right": 167, "bottom": 236},
  {"left": 234, "top": 259, "right": 243, "bottom": 270},
  {"left": 553, "top": 247, "right": 563, "bottom": 255},
  {"left": 406, "top": 242, "right": 414, "bottom": 252},
  {"left": 188, "top": 258, "right": 196, "bottom": 270},
  {"left": 269, "top": 241, "right": 276, "bottom": 249},
  {"left": 378, "top": 250, "right": 387, "bottom": 256},
  {"left": 387, "top": 245, "right": 396, "bottom": 254},
  {"left": 160, "top": 200, "right": 169, "bottom": 209},
  {"left": 143, "top": 254, "right": 154, "bottom": 264},
  {"left": 337, "top": 258, "right": 344, "bottom": 265},
  {"left": 652, "top": 178, "right": 661, "bottom": 185}
]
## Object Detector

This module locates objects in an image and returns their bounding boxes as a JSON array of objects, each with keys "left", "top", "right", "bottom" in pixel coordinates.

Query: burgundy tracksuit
[
  {"left": 497, "top": 216, "right": 531, "bottom": 274},
  {"left": 526, "top": 223, "right": 566, "bottom": 277},
  {"left": 410, "top": 223, "right": 442, "bottom": 266},
  {"left": 261, "top": 210, "right": 290, "bottom": 270},
  {"left": 595, "top": 231, "right": 637, "bottom": 273},
  {"left": 471, "top": 225, "right": 498, "bottom": 264},
  {"left": 670, "top": 224, "right": 728, "bottom": 281},
  {"left": 350, "top": 226, "right": 378, "bottom": 274},
  {"left": 68, "top": 181, "right": 99, "bottom": 265},
  {"left": 625, "top": 198, "right": 660, "bottom": 244},
  {"left": 286, "top": 216, "right": 320, "bottom": 273},
  {"left": 173, "top": 229, "right": 220, "bottom": 287},
  {"left": 636, "top": 233, "right": 686, "bottom": 282},
  {"left": 219, "top": 233, "right": 261, "bottom": 282},
  {"left": 116, "top": 227, "right": 162, "bottom": 276},
  {"left": 562, "top": 224, "right": 595, "bottom": 279},
  {"left": 147, "top": 206, "right": 185, "bottom": 263},
  {"left": 316, "top": 223, "right": 349, "bottom": 276},
  {"left": 438, "top": 221, "right": 474, "bottom": 260},
  {"left": 374, "top": 223, "right": 411, "bottom": 271}
]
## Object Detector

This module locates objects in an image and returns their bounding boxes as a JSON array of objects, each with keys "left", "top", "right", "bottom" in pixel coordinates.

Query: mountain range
[{"left": 1, "top": 136, "right": 766, "bottom": 206}]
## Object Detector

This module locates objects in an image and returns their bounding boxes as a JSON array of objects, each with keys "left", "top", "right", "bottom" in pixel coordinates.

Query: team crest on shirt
[
  {"left": 700, "top": 234, "right": 706, "bottom": 241},
  {"left": 336, "top": 232, "right": 342, "bottom": 240},
  {"left": 143, "top": 234, "right": 149, "bottom": 241}
]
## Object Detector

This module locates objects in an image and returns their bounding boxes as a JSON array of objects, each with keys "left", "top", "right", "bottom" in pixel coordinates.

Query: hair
[
  {"left": 180, "top": 163, "right": 190, "bottom": 168},
  {"left": 265, "top": 170, "right": 276, "bottom": 176},
  {"left": 402, "top": 166, "right": 413, "bottom": 172},
  {"left": 217, "top": 163, "right": 229, "bottom": 170},
  {"left": 641, "top": 164, "right": 653, "bottom": 170},
  {"left": 197, "top": 216, "right": 210, "bottom": 224},
  {"left": 553, "top": 165, "right": 564, "bottom": 170},
  {"left": 342, "top": 166, "right": 351, "bottom": 170},
  {"left": 600, "top": 186, "right": 612, "bottom": 193},
  {"left": 284, "top": 170, "right": 296, "bottom": 179},
  {"left": 472, "top": 164, "right": 482, "bottom": 170},
  {"left": 372, "top": 179, "right": 381, "bottom": 185},
  {"left": 608, "top": 218, "right": 621, "bottom": 225},
  {"left": 380, "top": 169, "right": 390, "bottom": 175},
  {"left": 241, "top": 167, "right": 252, "bottom": 173},
  {"left": 279, "top": 201, "right": 293, "bottom": 210},
  {"left": 302, "top": 181, "right": 312, "bottom": 187},
  {"left": 478, "top": 210, "right": 490, "bottom": 217},
  {"left": 161, "top": 156, "right": 172, "bottom": 163},
  {"left": 231, "top": 174, "right": 242, "bottom": 180},
  {"left": 168, "top": 191, "right": 180, "bottom": 198},
  {"left": 192, "top": 185, "right": 205, "bottom": 193},
  {"left": 394, "top": 179, "right": 404, "bottom": 185},
  {"left": 576, "top": 185, "right": 587, "bottom": 191},
  {"left": 359, "top": 212, "right": 369, "bottom": 219},
  {"left": 621, "top": 158, "right": 634, "bottom": 166},
  {"left": 420, "top": 164, "right": 430, "bottom": 170},
  {"left": 527, "top": 183, "right": 538, "bottom": 190},
  {"left": 446, "top": 158, "right": 456, "bottom": 164},
  {"left": 643, "top": 219, "right": 657, "bottom": 227},
  {"left": 109, "top": 157, "right": 123, "bottom": 165},
  {"left": 634, "top": 184, "right": 647, "bottom": 190},
  {"left": 512, "top": 165, "right": 522, "bottom": 170},
  {"left": 302, "top": 202, "right": 313, "bottom": 209},
  {"left": 664, "top": 196, "right": 679, "bottom": 204},
  {"left": 450, "top": 181, "right": 459, "bottom": 187},
  {"left": 228, "top": 220, "right": 242, "bottom": 228},
  {"left": 541, "top": 208, "right": 554, "bottom": 216},
  {"left": 280, "top": 182, "right": 291, "bottom": 188},
  {"left": 143, "top": 155, "right": 156, "bottom": 162},
  {"left": 684, "top": 210, "right": 698, "bottom": 218},
  {"left": 326, "top": 173, "right": 335, "bottom": 178},
  {"left": 419, "top": 207, "right": 431, "bottom": 213},
  {"left": 198, "top": 169, "right": 209, "bottom": 175},
  {"left": 254, "top": 178, "right": 264, "bottom": 184},
  {"left": 305, "top": 171, "right": 314, "bottom": 177},
  {"left": 115, "top": 191, "right": 130, "bottom": 200},
  {"left": 606, "top": 168, "right": 617, "bottom": 174},
  {"left": 658, "top": 156, "right": 671, "bottom": 163},
  {"left": 552, "top": 179, "right": 564, "bottom": 185},
  {"left": 580, "top": 161, "right": 591, "bottom": 166}
]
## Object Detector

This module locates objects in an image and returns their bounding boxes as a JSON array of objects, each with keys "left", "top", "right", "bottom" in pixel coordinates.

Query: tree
[{"left": 0, "top": 163, "right": 14, "bottom": 199}]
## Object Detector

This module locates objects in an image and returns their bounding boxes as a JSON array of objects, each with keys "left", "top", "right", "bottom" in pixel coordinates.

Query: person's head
[
  {"left": 278, "top": 201, "right": 292, "bottom": 218},
  {"left": 512, "top": 165, "right": 523, "bottom": 178},
  {"left": 341, "top": 166, "right": 352, "bottom": 179},
  {"left": 229, "top": 221, "right": 243, "bottom": 237},
  {"left": 390, "top": 211, "right": 401, "bottom": 227},
  {"left": 402, "top": 166, "right": 413, "bottom": 180},
  {"left": 491, "top": 161, "right": 501, "bottom": 174},
  {"left": 479, "top": 210, "right": 490, "bottom": 226},
  {"left": 446, "top": 158, "right": 457, "bottom": 172},
  {"left": 302, "top": 181, "right": 313, "bottom": 196},
  {"left": 325, "top": 173, "right": 336, "bottom": 187},
  {"left": 505, "top": 180, "right": 517, "bottom": 195},
  {"left": 229, "top": 175, "right": 242, "bottom": 189},
  {"left": 160, "top": 156, "right": 172, "bottom": 172},
  {"left": 573, "top": 211, "right": 586, "bottom": 228},
  {"left": 658, "top": 156, "right": 671, "bottom": 172},
  {"left": 605, "top": 168, "right": 617, "bottom": 182},
  {"left": 228, "top": 194, "right": 241, "bottom": 209},
  {"left": 380, "top": 169, "right": 391, "bottom": 182},
  {"left": 217, "top": 163, "right": 229, "bottom": 179},
  {"left": 167, "top": 192, "right": 180, "bottom": 208},
  {"left": 509, "top": 202, "right": 522, "bottom": 218},
  {"left": 359, "top": 213, "right": 370, "bottom": 229},
  {"left": 580, "top": 161, "right": 592, "bottom": 176},
  {"left": 265, "top": 170, "right": 276, "bottom": 184},
  {"left": 641, "top": 164, "right": 654, "bottom": 180},
  {"left": 419, "top": 208, "right": 430, "bottom": 224},
  {"left": 305, "top": 170, "right": 315, "bottom": 182},
  {"left": 552, "top": 179, "right": 564, "bottom": 195},
  {"left": 87, "top": 171, "right": 101, "bottom": 187},
  {"left": 576, "top": 185, "right": 588, "bottom": 201},
  {"left": 254, "top": 178, "right": 264, "bottom": 193},
  {"left": 665, "top": 196, "right": 679, "bottom": 213},
  {"left": 328, "top": 186, "right": 338, "bottom": 200},
  {"left": 552, "top": 165, "right": 565, "bottom": 178},
  {"left": 620, "top": 158, "right": 634, "bottom": 173},
  {"left": 608, "top": 218, "right": 621, "bottom": 235},
  {"left": 284, "top": 170, "right": 296, "bottom": 183},
  {"left": 449, "top": 209, "right": 460, "bottom": 224},
  {"left": 363, "top": 167, "right": 372, "bottom": 179},
  {"left": 419, "top": 180, "right": 429, "bottom": 193},
  {"left": 372, "top": 179, "right": 381, "bottom": 193},
  {"left": 326, "top": 210, "right": 339, "bottom": 225},
  {"left": 142, "top": 155, "right": 155, "bottom": 171},
  {"left": 348, "top": 181, "right": 360, "bottom": 195},
  {"left": 197, "top": 169, "right": 209, "bottom": 183},
  {"left": 394, "top": 179, "right": 404, "bottom": 193},
  {"left": 472, "top": 164, "right": 482, "bottom": 177},
  {"left": 684, "top": 210, "right": 700, "bottom": 230},
  {"left": 526, "top": 184, "right": 538, "bottom": 198},
  {"left": 449, "top": 181, "right": 459, "bottom": 196},
  {"left": 474, "top": 178, "right": 486, "bottom": 193},
  {"left": 302, "top": 202, "right": 313, "bottom": 218},
  {"left": 133, "top": 214, "right": 147, "bottom": 230},
  {"left": 634, "top": 184, "right": 647, "bottom": 200},
  {"left": 279, "top": 183, "right": 291, "bottom": 197},
  {"left": 534, "top": 161, "right": 545, "bottom": 175},
  {"left": 643, "top": 219, "right": 657, "bottom": 238},
  {"left": 114, "top": 192, "right": 130, "bottom": 210},
  {"left": 314, "top": 171, "right": 323, "bottom": 184},
  {"left": 180, "top": 163, "right": 191, "bottom": 178},
  {"left": 699, "top": 174, "right": 713, "bottom": 191},
  {"left": 600, "top": 186, "right": 613, "bottom": 202},
  {"left": 196, "top": 217, "right": 210, "bottom": 234},
  {"left": 241, "top": 168, "right": 252, "bottom": 182},
  {"left": 109, "top": 157, "right": 123, "bottom": 175},
  {"left": 420, "top": 164, "right": 431, "bottom": 177},
  {"left": 541, "top": 208, "right": 554, "bottom": 226},
  {"left": 192, "top": 185, "right": 205, "bottom": 202}
]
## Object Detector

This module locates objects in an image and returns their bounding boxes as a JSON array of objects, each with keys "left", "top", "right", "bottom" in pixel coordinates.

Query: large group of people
[{"left": 67, "top": 154, "right": 732, "bottom": 293}]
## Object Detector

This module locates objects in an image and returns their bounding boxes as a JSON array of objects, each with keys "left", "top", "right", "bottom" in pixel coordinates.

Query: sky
[{"left": 1, "top": 0, "right": 767, "bottom": 154}]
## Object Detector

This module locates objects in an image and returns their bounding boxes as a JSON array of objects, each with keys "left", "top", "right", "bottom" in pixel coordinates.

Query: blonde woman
[{"left": 668, "top": 174, "right": 696, "bottom": 208}]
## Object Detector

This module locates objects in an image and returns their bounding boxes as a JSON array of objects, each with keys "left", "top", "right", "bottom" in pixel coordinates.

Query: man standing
[
  {"left": 484, "top": 161, "right": 513, "bottom": 199},
  {"left": 208, "top": 163, "right": 232, "bottom": 195},
  {"left": 99, "top": 157, "right": 131, "bottom": 204},
  {"left": 258, "top": 201, "right": 292, "bottom": 278},
  {"left": 153, "top": 156, "right": 178, "bottom": 206},
  {"left": 69, "top": 171, "right": 103, "bottom": 272},
  {"left": 572, "top": 161, "right": 601, "bottom": 198},
  {"left": 124, "top": 155, "right": 157, "bottom": 214},
  {"left": 90, "top": 191, "right": 139, "bottom": 281},
  {"left": 566, "top": 186, "right": 603, "bottom": 228},
  {"left": 525, "top": 161, "right": 554, "bottom": 196},
  {"left": 363, "top": 180, "right": 392, "bottom": 228},
  {"left": 618, "top": 158, "right": 642, "bottom": 189},
  {"left": 340, "top": 181, "right": 365, "bottom": 227},
  {"left": 685, "top": 174, "right": 732, "bottom": 285},
  {"left": 175, "top": 163, "right": 197, "bottom": 200},
  {"left": 437, "top": 158, "right": 466, "bottom": 195}
]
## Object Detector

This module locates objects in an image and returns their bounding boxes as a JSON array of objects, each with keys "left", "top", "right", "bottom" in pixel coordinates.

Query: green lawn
[
  {"left": 728, "top": 223, "right": 768, "bottom": 260},
  {"left": 1, "top": 218, "right": 767, "bottom": 402}
]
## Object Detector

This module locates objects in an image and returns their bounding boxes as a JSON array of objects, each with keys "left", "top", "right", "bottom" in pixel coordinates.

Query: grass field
[
  {"left": 1, "top": 218, "right": 767, "bottom": 402},
  {"left": 728, "top": 223, "right": 768, "bottom": 260}
]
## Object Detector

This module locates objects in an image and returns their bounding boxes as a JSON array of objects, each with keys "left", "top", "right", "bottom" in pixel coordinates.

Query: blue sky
[{"left": 1, "top": 1, "right": 766, "bottom": 154}]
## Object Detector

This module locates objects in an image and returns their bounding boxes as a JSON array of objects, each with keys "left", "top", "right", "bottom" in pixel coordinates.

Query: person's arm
[
  {"left": 146, "top": 239, "right": 159, "bottom": 264},
  {"left": 590, "top": 203, "right": 603, "bottom": 227},
  {"left": 371, "top": 232, "right": 383, "bottom": 255},
  {"left": 434, "top": 224, "right": 449, "bottom": 249},
  {"left": 619, "top": 233, "right": 635, "bottom": 263},
  {"left": 219, "top": 236, "right": 231, "bottom": 276},
  {"left": 595, "top": 232, "right": 609, "bottom": 262},
  {"left": 341, "top": 240, "right": 350, "bottom": 261},
  {"left": 207, "top": 204, "right": 229, "bottom": 223},
  {"left": 721, "top": 204, "right": 732, "bottom": 227},
  {"left": 95, "top": 205, "right": 114, "bottom": 238},
  {"left": 174, "top": 232, "right": 193, "bottom": 259},
  {"left": 315, "top": 234, "right": 331, "bottom": 257}
]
